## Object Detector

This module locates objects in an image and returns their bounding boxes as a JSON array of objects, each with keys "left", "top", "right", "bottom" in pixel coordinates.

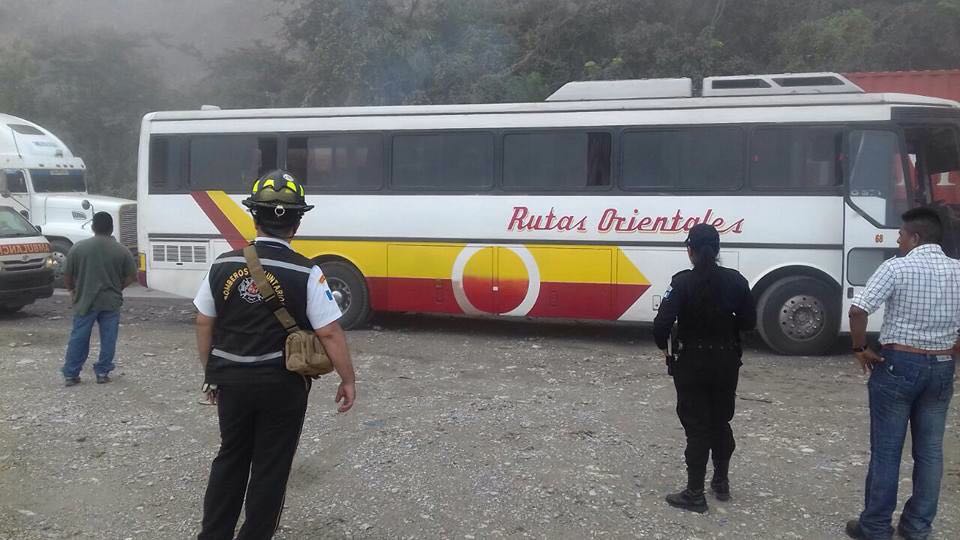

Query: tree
[{"left": 27, "top": 32, "right": 168, "bottom": 197}]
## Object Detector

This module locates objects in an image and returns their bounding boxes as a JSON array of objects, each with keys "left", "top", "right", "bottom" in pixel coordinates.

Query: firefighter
[
  {"left": 193, "top": 170, "right": 357, "bottom": 539},
  {"left": 653, "top": 223, "right": 756, "bottom": 513}
]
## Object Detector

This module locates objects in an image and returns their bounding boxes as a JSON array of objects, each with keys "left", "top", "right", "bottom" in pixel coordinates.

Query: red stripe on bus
[
  {"left": 528, "top": 282, "right": 650, "bottom": 320},
  {"left": 381, "top": 277, "right": 463, "bottom": 314},
  {"left": 366, "top": 276, "right": 649, "bottom": 319},
  {"left": 190, "top": 191, "right": 247, "bottom": 250}
]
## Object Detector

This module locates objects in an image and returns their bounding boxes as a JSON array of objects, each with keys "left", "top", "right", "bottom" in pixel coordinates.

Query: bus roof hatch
[
  {"left": 702, "top": 72, "right": 864, "bottom": 97},
  {"left": 546, "top": 78, "right": 693, "bottom": 101}
]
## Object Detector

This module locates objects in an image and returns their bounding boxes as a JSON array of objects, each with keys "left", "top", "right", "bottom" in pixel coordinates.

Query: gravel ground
[{"left": 0, "top": 293, "right": 957, "bottom": 540}]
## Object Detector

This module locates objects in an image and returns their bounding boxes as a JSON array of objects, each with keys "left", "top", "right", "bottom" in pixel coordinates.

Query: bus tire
[
  {"left": 756, "top": 276, "right": 839, "bottom": 356},
  {"left": 319, "top": 261, "right": 370, "bottom": 330},
  {"left": 49, "top": 239, "right": 72, "bottom": 289}
]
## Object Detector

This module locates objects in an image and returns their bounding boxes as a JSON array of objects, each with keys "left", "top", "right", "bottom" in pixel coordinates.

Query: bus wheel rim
[
  {"left": 327, "top": 277, "right": 351, "bottom": 312},
  {"left": 778, "top": 294, "right": 825, "bottom": 340}
]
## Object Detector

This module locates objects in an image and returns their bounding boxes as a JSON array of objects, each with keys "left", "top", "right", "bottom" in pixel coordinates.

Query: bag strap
[{"left": 242, "top": 245, "right": 300, "bottom": 335}]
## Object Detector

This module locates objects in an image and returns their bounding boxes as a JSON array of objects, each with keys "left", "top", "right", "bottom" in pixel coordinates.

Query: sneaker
[
  {"left": 64, "top": 377, "right": 81, "bottom": 387},
  {"left": 96, "top": 374, "right": 111, "bottom": 384},
  {"left": 710, "top": 479, "right": 730, "bottom": 501},
  {"left": 665, "top": 488, "right": 708, "bottom": 513},
  {"left": 846, "top": 519, "right": 866, "bottom": 539}
]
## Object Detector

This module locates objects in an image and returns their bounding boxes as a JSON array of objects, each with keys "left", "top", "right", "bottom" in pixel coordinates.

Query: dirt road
[{"left": 1, "top": 294, "right": 957, "bottom": 539}]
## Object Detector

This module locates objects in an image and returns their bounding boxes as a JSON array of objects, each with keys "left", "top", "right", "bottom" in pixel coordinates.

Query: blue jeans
[
  {"left": 61, "top": 310, "right": 121, "bottom": 379},
  {"left": 859, "top": 349, "right": 955, "bottom": 539}
]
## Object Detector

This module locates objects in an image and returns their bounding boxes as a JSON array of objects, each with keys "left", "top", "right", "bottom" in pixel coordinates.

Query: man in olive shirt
[{"left": 61, "top": 212, "right": 137, "bottom": 386}]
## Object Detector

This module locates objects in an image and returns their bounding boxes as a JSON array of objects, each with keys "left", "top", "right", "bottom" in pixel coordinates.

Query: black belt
[{"left": 680, "top": 342, "right": 739, "bottom": 351}]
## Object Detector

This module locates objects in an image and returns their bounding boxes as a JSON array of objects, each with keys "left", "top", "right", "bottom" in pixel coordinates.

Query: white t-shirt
[{"left": 193, "top": 238, "right": 342, "bottom": 330}]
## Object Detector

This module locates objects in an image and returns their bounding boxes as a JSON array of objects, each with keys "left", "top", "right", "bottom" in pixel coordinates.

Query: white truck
[{"left": 0, "top": 113, "right": 137, "bottom": 286}]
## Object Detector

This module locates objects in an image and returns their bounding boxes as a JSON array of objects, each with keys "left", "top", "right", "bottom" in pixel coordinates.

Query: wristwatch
[{"left": 852, "top": 345, "right": 868, "bottom": 353}]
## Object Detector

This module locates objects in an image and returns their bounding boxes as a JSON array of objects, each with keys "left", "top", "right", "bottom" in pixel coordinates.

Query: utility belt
[
  {"left": 678, "top": 341, "right": 740, "bottom": 352},
  {"left": 667, "top": 338, "right": 740, "bottom": 377}
]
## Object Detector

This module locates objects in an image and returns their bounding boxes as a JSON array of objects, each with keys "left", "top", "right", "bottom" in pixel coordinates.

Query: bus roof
[{"left": 146, "top": 92, "right": 959, "bottom": 122}]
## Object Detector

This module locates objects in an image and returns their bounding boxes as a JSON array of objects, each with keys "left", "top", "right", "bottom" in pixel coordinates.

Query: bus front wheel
[
  {"left": 319, "top": 261, "right": 371, "bottom": 330},
  {"left": 756, "top": 276, "right": 839, "bottom": 356}
]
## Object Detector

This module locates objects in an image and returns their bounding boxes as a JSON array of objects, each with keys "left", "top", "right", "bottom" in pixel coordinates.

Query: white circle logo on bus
[{"left": 451, "top": 244, "right": 541, "bottom": 316}]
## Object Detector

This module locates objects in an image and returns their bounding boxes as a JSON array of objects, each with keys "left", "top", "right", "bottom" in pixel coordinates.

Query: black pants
[
  {"left": 673, "top": 351, "right": 741, "bottom": 477},
  {"left": 198, "top": 376, "right": 310, "bottom": 540}
]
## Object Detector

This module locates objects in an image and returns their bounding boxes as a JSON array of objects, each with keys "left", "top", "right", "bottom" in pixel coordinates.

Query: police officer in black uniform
[
  {"left": 653, "top": 223, "right": 755, "bottom": 513},
  {"left": 193, "top": 171, "right": 357, "bottom": 539}
]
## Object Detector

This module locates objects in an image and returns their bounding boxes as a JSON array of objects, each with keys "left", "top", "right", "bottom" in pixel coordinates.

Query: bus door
[
  {"left": 900, "top": 122, "right": 960, "bottom": 259},
  {"left": 841, "top": 128, "right": 907, "bottom": 328}
]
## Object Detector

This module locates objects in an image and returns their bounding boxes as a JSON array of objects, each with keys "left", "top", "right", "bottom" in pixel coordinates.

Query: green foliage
[
  {"left": 0, "top": 31, "right": 166, "bottom": 198},
  {"left": 4, "top": 0, "right": 960, "bottom": 197}
]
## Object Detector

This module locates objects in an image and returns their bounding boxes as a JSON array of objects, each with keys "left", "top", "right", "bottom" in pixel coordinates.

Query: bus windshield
[
  {"left": 30, "top": 169, "right": 86, "bottom": 193},
  {"left": 0, "top": 206, "right": 39, "bottom": 238}
]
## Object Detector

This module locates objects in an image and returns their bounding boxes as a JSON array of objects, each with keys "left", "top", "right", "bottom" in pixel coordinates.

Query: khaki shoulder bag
[{"left": 243, "top": 246, "right": 334, "bottom": 378}]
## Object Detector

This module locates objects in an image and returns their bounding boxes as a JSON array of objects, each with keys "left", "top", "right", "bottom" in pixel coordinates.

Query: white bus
[{"left": 136, "top": 72, "right": 960, "bottom": 355}]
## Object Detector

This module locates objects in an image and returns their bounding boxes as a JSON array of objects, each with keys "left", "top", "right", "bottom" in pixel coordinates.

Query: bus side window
[
  {"left": 188, "top": 135, "right": 278, "bottom": 192},
  {"left": 149, "top": 137, "right": 185, "bottom": 192},
  {"left": 503, "top": 131, "right": 611, "bottom": 190},
  {"left": 750, "top": 127, "right": 842, "bottom": 190},
  {"left": 680, "top": 127, "right": 743, "bottom": 190},
  {"left": 287, "top": 134, "right": 383, "bottom": 191}
]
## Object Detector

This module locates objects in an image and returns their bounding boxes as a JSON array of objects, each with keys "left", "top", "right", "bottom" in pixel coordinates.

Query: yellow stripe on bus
[{"left": 207, "top": 191, "right": 257, "bottom": 241}]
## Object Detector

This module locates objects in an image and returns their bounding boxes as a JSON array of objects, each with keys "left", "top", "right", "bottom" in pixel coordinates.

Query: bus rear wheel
[
  {"left": 757, "top": 276, "right": 839, "bottom": 356},
  {"left": 319, "top": 261, "right": 371, "bottom": 330}
]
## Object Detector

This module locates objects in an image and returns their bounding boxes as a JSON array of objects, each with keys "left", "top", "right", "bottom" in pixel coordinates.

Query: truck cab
[
  {"left": 0, "top": 114, "right": 137, "bottom": 285},
  {"left": 0, "top": 200, "right": 55, "bottom": 313}
]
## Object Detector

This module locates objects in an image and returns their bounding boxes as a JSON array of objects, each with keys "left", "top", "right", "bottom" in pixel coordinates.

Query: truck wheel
[
  {"left": 756, "top": 276, "right": 840, "bottom": 356},
  {"left": 49, "top": 239, "right": 72, "bottom": 289},
  {"left": 319, "top": 261, "right": 371, "bottom": 330}
]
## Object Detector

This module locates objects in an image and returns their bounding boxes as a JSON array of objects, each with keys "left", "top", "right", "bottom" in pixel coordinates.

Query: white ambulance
[
  {"left": 0, "top": 113, "right": 137, "bottom": 286},
  {"left": 0, "top": 194, "right": 55, "bottom": 313}
]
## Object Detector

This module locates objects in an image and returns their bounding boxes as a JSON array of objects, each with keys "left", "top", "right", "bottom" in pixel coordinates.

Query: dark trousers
[
  {"left": 198, "top": 376, "right": 310, "bottom": 540},
  {"left": 673, "top": 351, "right": 741, "bottom": 484}
]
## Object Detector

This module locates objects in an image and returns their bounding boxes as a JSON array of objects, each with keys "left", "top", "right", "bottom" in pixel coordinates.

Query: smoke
[{"left": 0, "top": 0, "right": 281, "bottom": 86}]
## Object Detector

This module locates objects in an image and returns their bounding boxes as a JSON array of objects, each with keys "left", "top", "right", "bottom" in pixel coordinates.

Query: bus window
[
  {"left": 392, "top": 132, "right": 493, "bottom": 190},
  {"left": 503, "top": 131, "right": 611, "bottom": 190},
  {"left": 189, "top": 135, "right": 277, "bottom": 192},
  {"left": 750, "top": 127, "right": 842, "bottom": 190},
  {"left": 621, "top": 131, "right": 680, "bottom": 189},
  {"left": 848, "top": 130, "right": 905, "bottom": 227},
  {"left": 149, "top": 137, "right": 185, "bottom": 192},
  {"left": 286, "top": 134, "right": 382, "bottom": 191},
  {"left": 680, "top": 127, "right": 743, "bottom": 190}
]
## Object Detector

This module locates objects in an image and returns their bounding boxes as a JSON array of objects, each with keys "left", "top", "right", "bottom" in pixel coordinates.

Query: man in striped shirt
[{"left": 845, "top": 208, "right": 959, "bottom": 540}]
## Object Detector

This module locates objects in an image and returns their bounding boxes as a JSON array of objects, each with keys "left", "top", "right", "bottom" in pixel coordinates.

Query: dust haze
[{"left": 0, "top": 0, "right": 280, "bottom": 86}]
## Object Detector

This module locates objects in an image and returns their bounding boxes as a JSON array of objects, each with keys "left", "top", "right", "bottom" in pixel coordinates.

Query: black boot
[
  {"left": 665, "top": 468, "right": 708, "bottom": 513},
  {"left": 710, "top": 459, "right": 730, "bottom": 501}
]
